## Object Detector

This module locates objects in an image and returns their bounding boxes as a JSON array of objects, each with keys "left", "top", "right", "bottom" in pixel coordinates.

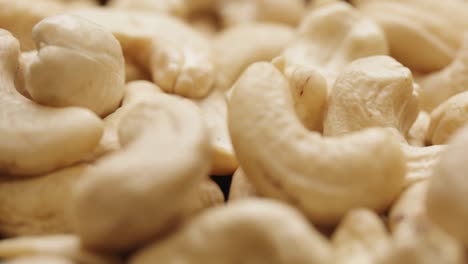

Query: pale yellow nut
[
  {"left": 71, "top": 97, "right": 211, "bottom": 251},
  {"left": 332, "top": 209, "right": 390, "bottom": 264},
  {"left": 108, "top": 0, "right": 188, "bottom": 17},
  {"left": 407, "top": 111, "right": 430, "bottom": 147},
  {"left": 228, "top": 62, "right": 405, "bottom": 225},
  {"left": 218, "top": 0, "right": 305, "bottom": 27},
  {"left": 280, "top": 2, "right": 388, "bottom": 91},
  {"left": 214, "top": 23, "right": 295, "bottom": 92},
  {"left": 0, "top": 235, "right": 121, "bottom": 264},
  {"left": 418, "top": 34, "right": 468, "bottom": 112},
  {"left": 129, "top": 199, "right": 332, "bottom": 264},
  {"left": 352, "top": 0, "right": 468, "bottom": 72},
  {"left": 228, "top": 167, "right": 257, "bottom": 201},
  {"left": 15, "top": 51, "right": 36, "bottom": 99},
  {"left": 0, "top": 30, "right": 103, "bottom": 176},
  {"left": 72, "top": 9, "right": 215, "bottom": 99},
  {"left": 24, "top": 15, "right": 125, "bottom": 117},
  {"left": 427, "top": 91, "right": 468, "bottom": 145},
  {"left": 182, "top": 179, "right": 225, "bottom": 218},
  {"left": 426, "top": 125, "right": 468, "bottom": 247},
  {"left": 323, "top": 56, "right": 445, "bottom": 186}
]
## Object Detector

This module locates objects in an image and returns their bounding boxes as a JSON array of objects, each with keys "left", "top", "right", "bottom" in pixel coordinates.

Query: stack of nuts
[{"left": 1, "top": 0, "right": 468, "bottom": 263}]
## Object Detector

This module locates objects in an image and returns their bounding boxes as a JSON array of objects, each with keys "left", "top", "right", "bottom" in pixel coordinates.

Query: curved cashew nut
[
  {"left": 23, "top": 15, "right": 125, "bottom": 117},
  {"left": 129, "top": 199, "right": 332, "bottom": 264},
  {"left": 426, "top": 91, "right": 468, "bottom": 145},
  {"left": 71, "top": 97, "right": 211, "bottom": 251},
  {"left": 228, "top": 62, "right": 405, "bottom": 225},
  {"left": 0, "top": 235, "right": 121, "bottom": 264},
  {"left": 228, "top": 167, "right": 257, "bottom": 201},
  {"left": 279, "top": 2, "right": 388, "bottom": 91},
  {"left": 332, "top": 209, "right": 390, "bottom": 264},
  {"left": 352, "top": 0, "right": 468, "bottom": 72},
  {"left": 407, "top": 111, "right": 430, "bottom": 147},
  {"left": 218, "top": 0, "right": 305, "bottom": 27},
  {"left": 426, "top": 125, "right": 468, "bottom": 247},
  {"left": 72, "top": 9, "right": 215, "bottom": 99},
  {"left": 214, "top": 23, "right": 295, "bottom": 92},
  {"left": 323, "top": 56, "right": 445, "bottom": 185},
  {"left": 0, "top": 30, "right": 103, "bottom": 176}
]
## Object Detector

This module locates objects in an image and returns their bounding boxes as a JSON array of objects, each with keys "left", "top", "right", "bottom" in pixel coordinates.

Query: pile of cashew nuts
[{"left": 1, "top": 0, "right": 468, "bottom": 263}]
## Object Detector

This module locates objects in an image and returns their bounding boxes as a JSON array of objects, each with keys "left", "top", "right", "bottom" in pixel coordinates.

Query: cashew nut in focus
[
  {"left": 0, "top": 235, "right": 121, "bottom": 264},
  {"left": 228, "top": 168, "right": 257, "bottom": 201},
  {"left": 71, "top": 97, "right": 211, "bottom": 251},
  {"left": 279, "top": 1, "right": 388, "bottom": 92},
  {"left": 352, "top": 0, "right": 468, "bottom": 73},
  {"left": 71, "top": 8, "right": 215, "bottom": 99},
  {"left": 0, "top": 30, "right": 103, "bottom": 176},
  {"left": 23, "top": 15, "right": 125, "bottom": 117},
  {"left": 426, "top": 125, "right": 468, "bottom": 248},
  {"left": 129, "top": 199, "right": 332, "bottom": 264},
  {"left": 229, "top": 62, "right": 405, "bottom": 225},
  {"left": 324, "top": 56, "right": 445, "bottom": 185}
]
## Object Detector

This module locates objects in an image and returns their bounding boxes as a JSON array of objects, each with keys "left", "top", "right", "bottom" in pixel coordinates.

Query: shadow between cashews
[
  {"left": 324, "top": 56, "right": 445, "bottom": 186},
  {"left": 70, "top": 95, "right": 211, "bottom": 251},
  {"left": 129, "top": 199, "right": 332, "bottom": 264},
  {"left": 0, "top": 30, "right": 103, "bottom": 176},
  {"left": 228, "top": 62, "right": 405, "bottom": 225}
]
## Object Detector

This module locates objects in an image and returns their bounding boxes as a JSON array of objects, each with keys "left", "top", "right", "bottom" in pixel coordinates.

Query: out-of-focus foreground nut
[
  {"left": 0, "top": 30, "right": 103, "bottom": 176},
  {"left": 218, "top": 0, "right": 305, "bottom": 27},
  {"left": 3, "top": 256, "right": 73, "bottom": 264},
  {"left": 426, "top": 91, "right": 468, "bottom": 145},
  {"left": 228, "top": 168, "right": 257, "bottom": 201},
  {"left": 323, "top": 56, "right": 444, "bottom": 185},
  {"left": 72, "top": 9, "right": 215, "bottom": 99},
  {"left": 279, "top": 2, "right": 388, "bottom": 91},
  {"left": 24, "top": 15, "right": 125, "bottom": 117},
  {"left": 71, "top": 97, "right": 211, "bottom": 251},
  {"left": 352, "top": 0, "right": 468, "bottom": 73},
  {"left": 332, "top": 209, "right": 390, "bottom": 264},
  {"left": 228, "top": 62, "right": 405, "bottom": 225},
  {"left": 0, "top": 235, "right": 120, "bottom": 264},
  {"left": 214, "top": 23, "right": 295, "bottom": 92},
  {"left": 129, "top": 199, "right": 332, "bottom": 264},
  {"left": 426, "top": 125, "right": 468, "bottom": 247}
]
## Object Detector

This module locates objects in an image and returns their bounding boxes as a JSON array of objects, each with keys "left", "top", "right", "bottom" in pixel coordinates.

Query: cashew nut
[
  {"left": 407, "top": 111, "right": 430, "bottom": 147},
  {"left": 228, "top": 168, "right": 257, "bottom": 201},
  {"left": 129, "top": 199, "right": 332, "bottom": 264},
  {"left": 183, "top": 179, "right": 225, "bottom": 218},
  {"left": 71, "top": 97, "right": 211, "bottom": 251},
  {"left": 108, "top": 0, "right": 188, "bottom": 17},
  {"left": 228, "top": 62, "right": 405, "bottom": 225},
  {"left": 0, "top": 30, "right": 103, "bottom": 176}
]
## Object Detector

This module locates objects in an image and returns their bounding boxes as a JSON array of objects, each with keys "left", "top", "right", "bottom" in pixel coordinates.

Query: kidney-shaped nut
[
  {"left": 72, "top": 9, "right": 215, "bottom": 99},
  {"left": 279, "top": 2, "right": 388, "bottom": 91},
  {"left": 323, "top": 56, "right": 445, "bottom": 185},
  {"left": 214, "top": 23, "right": 295, "bottom": 92},
  {"left": 332, "top": 209, "right": 390, "bottom": 264},
  {"left": 426, "top": 125, "right": 468, "bottom": 247},
  {"left": 0, "top": 235, "right": 121, "bottom": 264},
  {"left": 71, "top": 96, "right": 211, "bottom": 251},
  {"left": 426, "top": 91, "right": 468, "bottom": 145},
  {"left": 129, "top": 199, "right": 332, "bottom": 264},
  {"left": 228, "top": 62, "right": 405, "bottom": 225},
  {"left": 23, "top": 15, "right": 125, "bottom": 117},
  {"left": 228, "top": 167, "right": 257, "bottom": 201},
  {"left": 0, "top": 30, "right": 103, "bottom": 176},
  {"left": 352, "top": 0, "right": 468, "bottom": 73}
]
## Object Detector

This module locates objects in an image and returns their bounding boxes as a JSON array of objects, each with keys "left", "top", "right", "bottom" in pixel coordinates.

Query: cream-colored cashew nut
[
  {"left": 426, "top": 91, "right": 468, "bottom": 145},
  {"left": 0, "top": 235, "right": 121, "bottom": 264},
  {"left": 24, "top": 15, "right": 125, "bottom": 117},
  {"left": 279, "top": 2, "right": 388, "bottom": 91},
  {"left": 129, "top": 199, "right": 332, "bottom": 264},
  {"left": 332, "top": 209, "right": 390, "bottom": 264},
  {"left": 72, "top": 9, "right": 215, "bottom": 99},
  {"left": 228, "top": 168, "right": 257, "bottom": 201},
  {"left": 108, "top": 0, "right": 188, "bottom": 17},
  {"left": 0, "top": 30, "right": 103, "bottom": 176},
  {"left": 426, "top": 125, "right": 468, "bottom": 247},
  {"left": 183, "top": 179, "right": 225, "bottom": 217},
  {"left": 218, "top": 0, "right": 305, "bottom": 27},
  {"left": 418, "top": 35, "right": 468, "bottom": 112},
  {"left": 71, "top": 97, "right": 211, "bottom": 251},
  {"left": 352, "top": 0, "right": 468, "bottom": 73},
  {"left": 228, "top": 62, "right": 405, "bottom": 225},
  {"left": 407, "top": 111, "right": 430, "bottom": 147},
  {"left": 323, "top": 56, "right": 445, "bottom": 185},
  {"left": 214, "top": 23, "right": 295, "bottom": 92},
  {"left": 15, "top": 51, "right": 36, "bottom": 99}
]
